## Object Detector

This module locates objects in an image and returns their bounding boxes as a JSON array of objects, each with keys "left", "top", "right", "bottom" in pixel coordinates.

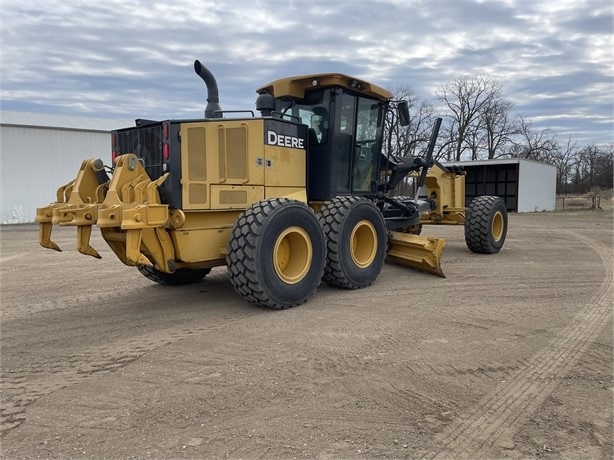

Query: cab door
[
  {"left": 335, "top": 93, "right": 385, "bottom": 194},
  {"left": 353, "top": 97, "right": 385, "bottom": 192}
]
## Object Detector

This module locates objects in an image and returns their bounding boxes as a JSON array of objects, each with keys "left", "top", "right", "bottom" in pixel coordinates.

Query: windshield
[{"left": 275, "top": 89, "right": 332, "bottom": 144}]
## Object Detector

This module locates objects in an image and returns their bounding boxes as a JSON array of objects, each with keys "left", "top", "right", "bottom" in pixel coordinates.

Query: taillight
[
  {"left": 163, "top": 123, "right": 170, "bottom": 160},
  {"left": 111, "top": 132, "right": 118, "bottom": 163},
  {"left": 162, "top": 123, "right": 169, "bottom": 141}
]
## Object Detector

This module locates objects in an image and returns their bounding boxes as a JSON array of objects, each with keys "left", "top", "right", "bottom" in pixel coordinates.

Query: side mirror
[{"left": 398, "top": 101, "right": 410, "bottom": 126}]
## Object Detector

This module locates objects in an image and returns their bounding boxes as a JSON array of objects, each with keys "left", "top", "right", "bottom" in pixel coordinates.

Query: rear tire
[
  {"left": 464, "top": 195, "right": 508, "bottom": 254},
  {"left": 318, "top": 196, "right": 387, "bottom": 289},
  {"left": 138, "top": 266, "right": 211, "bottom": 286},
  {"left": 226, "top": 198, "right": 326, "bottom": 309}
]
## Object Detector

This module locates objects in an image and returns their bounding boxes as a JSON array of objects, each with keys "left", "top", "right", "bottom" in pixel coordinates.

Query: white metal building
[
  {"left": 1, "top": 111, "right": 132, "bottom": 224},
  {"left": 443, "top": 158, "right": 557, "bottom": 212}
]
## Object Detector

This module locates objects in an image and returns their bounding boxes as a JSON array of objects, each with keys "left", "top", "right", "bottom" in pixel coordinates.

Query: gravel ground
[{"left": 1, "top": 208, "right": 612, "bottom": 459}]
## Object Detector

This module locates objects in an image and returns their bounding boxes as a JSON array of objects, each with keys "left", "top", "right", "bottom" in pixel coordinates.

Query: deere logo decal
[{"left": 266, "top": 130, "right": 305, "bottom": 150}]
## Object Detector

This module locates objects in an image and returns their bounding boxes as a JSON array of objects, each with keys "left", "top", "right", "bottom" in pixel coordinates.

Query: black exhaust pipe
[{"left": 194, "top": 60, "right": 222, "bottom": 118}]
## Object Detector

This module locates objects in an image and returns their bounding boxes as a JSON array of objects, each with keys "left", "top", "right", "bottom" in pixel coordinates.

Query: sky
[{"left": 1, "top": 0, "right": 612, "bottom": 146}]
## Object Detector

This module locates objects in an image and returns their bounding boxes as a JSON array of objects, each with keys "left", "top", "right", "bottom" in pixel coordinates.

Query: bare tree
[
  {"left": 572, "top": 144, "right": 614, "bottom": 193},
  {"left": 436, "top": 75, "right": 503, "bottom": 161},
  {"left": 509, "top": 115, "right": 558, "bottom": 160},
  {"left": 482, "top": 98, "right": 516, "bottom": 159},
  {"left": 549, "top": 136, "right": 578, "bottom": 194},
  {"left": 597, "top": 143, "right": 614, "bottom": 191},
  {"left": 385, "top": 85, "right": 436, "bottom": 158},
  {"left": 464, "top": 115, "right": 484, "bottom": 160},
  {"left": 436, "top": 118, "right": 459, "bottom": 162},
  {"left": 381, "top": 86, "right": 439, "bottom": 196}
]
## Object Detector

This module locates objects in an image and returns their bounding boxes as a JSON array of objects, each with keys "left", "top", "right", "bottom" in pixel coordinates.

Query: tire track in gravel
[
  {"left": 1, "top": 289, "right": 133, "bottom": 322},
  {"left": 426, "top": 230, "right": 614, "bottom": 459},
  {"left": 0, "top": 269, "right": 230, "bottom": 322},
  {"left": 0, "top": 307, "right": 260, "bottom": 435}
]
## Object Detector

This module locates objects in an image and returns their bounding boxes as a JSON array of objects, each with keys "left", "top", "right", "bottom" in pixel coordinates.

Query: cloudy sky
[{"left": 1, "top": 0, "right": 612, "bottom": 145}]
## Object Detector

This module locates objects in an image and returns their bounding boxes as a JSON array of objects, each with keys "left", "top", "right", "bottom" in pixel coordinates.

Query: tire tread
[
  {"left": 227, "top": 198, "right": 324, "bottom": 309},
  {"left": 464, "top": 195, "right": 507, "bottom": 254},
  {"left": 138, "top": 266, "right": 211, "bottom": 286},
  {"left": 319, "top": 196, "right": 386, "bottom": 289}
]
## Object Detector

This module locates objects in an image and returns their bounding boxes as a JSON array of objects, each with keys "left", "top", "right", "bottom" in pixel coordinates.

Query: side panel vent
[{"left": 218, "top": 125, "right": 248, "bottom": 182}]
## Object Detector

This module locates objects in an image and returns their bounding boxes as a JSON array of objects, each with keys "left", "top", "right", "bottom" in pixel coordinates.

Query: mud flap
[{"left": 386, "top": 231, "right": 446, "bottom": 277}]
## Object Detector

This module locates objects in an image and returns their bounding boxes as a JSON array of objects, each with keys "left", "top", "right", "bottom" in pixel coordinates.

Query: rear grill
[{"left": 115, "top": 125, "right": 163, "bottom": 180}]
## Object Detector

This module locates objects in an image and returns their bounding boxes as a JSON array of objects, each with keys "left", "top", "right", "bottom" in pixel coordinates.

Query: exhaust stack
[{"left": 194, "top": 60, "right": 222, "bottom": 118}]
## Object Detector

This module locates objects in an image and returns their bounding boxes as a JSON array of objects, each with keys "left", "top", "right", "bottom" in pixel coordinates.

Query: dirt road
[{"left": 1, "top": 210, "right": 612, "bottom": 459}]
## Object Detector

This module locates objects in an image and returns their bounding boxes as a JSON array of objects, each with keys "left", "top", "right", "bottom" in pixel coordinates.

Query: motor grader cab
[
  {"left": 256, "top": 75, "right": 388, "bottom": 199},
  {"left": 36, "top": 60, "right": 508, "bottom": 309}
]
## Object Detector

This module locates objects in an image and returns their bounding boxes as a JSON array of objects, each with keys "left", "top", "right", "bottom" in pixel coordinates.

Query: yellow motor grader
[{"left": 36, "top": 60, "right": 508, "bottom": 309}]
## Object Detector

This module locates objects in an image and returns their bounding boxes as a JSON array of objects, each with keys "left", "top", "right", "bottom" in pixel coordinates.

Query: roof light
[{"left": 350, "top": 80, "right": 364, "bottom": 90}]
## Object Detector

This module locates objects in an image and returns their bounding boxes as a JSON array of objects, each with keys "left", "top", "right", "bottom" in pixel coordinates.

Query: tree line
[{"left": 386, "top": 75, "right": 613, "bottom": 195}]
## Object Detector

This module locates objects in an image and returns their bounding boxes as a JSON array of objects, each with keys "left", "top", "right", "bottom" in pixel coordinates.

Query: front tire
[
  {"left": 318, "top": 196, "right": 387, "bottom": 289},
  {"left": 226, "top": 198, "right": 326, "bottom": 309},
  {"left": 464, "top": 195, "right": 508, "bottom": 254},
  {"left": 138, "top": 266, "right": 211, "bottom": 286}
]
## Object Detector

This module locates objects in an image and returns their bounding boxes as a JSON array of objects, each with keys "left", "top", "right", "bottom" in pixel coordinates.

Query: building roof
[
  {"left": 0, "top": 111, "right": 133, "bottom": 132},
  {"left": 443, "top": 158, "right": 555, "bottom": 168}
]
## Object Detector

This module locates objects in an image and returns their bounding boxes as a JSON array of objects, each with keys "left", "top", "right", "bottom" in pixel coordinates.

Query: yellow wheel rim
[
  {"left": 273, "top": 226, "right": 312, "bottom": 284},
  {"left": 350, "top": 219, "right": 377, "bottom": 269},
  {"left": 491, "top": 211, "right": 504, "bottom": 241}
]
